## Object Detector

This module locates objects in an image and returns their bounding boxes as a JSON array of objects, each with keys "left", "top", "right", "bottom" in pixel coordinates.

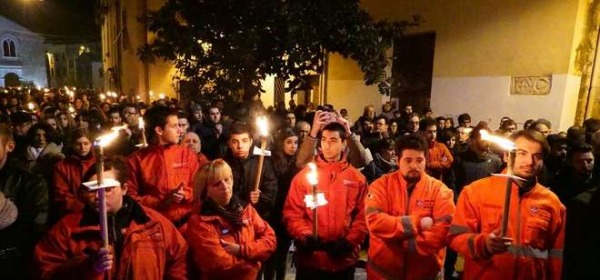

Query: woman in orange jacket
[
  {"left": 52, "top": 128, "right": 96, "bottom": 220},
  {"left": 186, "top": 159, "right": 276, "bottom": 280}
]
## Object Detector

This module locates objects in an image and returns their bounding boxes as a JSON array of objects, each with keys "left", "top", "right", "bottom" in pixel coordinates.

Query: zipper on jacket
[{"left": 513, "top": 194, "right": 523, "bottom": 279}]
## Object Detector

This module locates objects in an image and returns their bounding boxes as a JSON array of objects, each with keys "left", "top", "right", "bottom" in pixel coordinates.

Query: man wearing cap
[
  {"left": 10, "top": 111, "right": 33, "bottom": 157},
  {"left": 0, "top": 126, "right": 48, "bottom": 280},
  {"left": 34, "top": 159, "right": 188, "bottom": 280}
]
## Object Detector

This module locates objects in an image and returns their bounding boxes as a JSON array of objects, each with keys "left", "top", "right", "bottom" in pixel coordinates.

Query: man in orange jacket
[
  {"left": 421, "top": 119, "right": 454, "bottom": 180},
  {"left": 35, "top": 158, "right": 188, "bottom": 280},
  {"left": 127, "top": 106, "right": 199, "bottom": 226},
  {"left": 283, "top": 122, "right": 368, "bottom": 280},
  {"left": 448, "top": 130, "right": 565, "bottom": 280},
  {"left": 365, "top": 134, "right": 455, "bottom": 280}
]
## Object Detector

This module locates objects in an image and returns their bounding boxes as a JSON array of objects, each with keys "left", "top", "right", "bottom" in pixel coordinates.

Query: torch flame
[
  {"left": 307, "top": 162, "right": 318, "bottom": 185},
  {"left": 138, "top": 117, "right": 144, "bottom": 130},
  {"left": 480, "top": 130, "right": 516, "bottom": 150},
  {"left": 96, "top": 125, "right": 127, "bottom": 147},
  {"left": 28, "top": 102, "right": 34, "bottom": 111},
  {"left": 256, "top": 116, "right": 269, "bottom": 137}
]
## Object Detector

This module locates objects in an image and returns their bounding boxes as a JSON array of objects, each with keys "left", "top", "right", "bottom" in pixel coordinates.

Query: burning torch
[
  {"left": 252, "top": 116, "right": 269, "bottom": 192},
  {"left": 304, "top": 162, "right": 327, "bottom": 237}
]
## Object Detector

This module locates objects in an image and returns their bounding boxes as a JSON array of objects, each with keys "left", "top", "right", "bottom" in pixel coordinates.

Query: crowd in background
[{"left": 0, "top": 86, "right": 599, "bottom": 279}]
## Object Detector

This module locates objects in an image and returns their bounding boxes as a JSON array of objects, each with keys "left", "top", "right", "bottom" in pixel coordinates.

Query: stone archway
[{"left": 4, "top": 73, "right": 20, "bottom": 87}]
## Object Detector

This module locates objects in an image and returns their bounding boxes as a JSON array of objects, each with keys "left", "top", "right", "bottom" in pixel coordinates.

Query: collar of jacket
[
  {"left": 66, "top": 152, "right": 96, "bottom": 163},
  {"left": 79, "top": 195, "right": 150, "bottom": 227},
  {"left": 315, "top": 152, "right": 349, "bottom": 171},
  {"left": 392, "top": 170, "right": 434, "bottom": 192}
]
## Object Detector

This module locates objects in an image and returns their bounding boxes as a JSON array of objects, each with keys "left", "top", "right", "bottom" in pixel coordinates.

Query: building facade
[
  {"left": 0, "top": 15, "right": 47, "bottom": 88},
  {"left": 99, "top": 0, "right": 600, "bottom": 129}
]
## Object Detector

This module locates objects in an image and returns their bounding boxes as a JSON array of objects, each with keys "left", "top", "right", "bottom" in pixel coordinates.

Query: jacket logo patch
[
  {"left": 530, "top": 206, "right": 551, "bottom": 220},
  {"left": 173, "top": 162, "right": 188, "bottom": 168},
  {"left": 416, "top": 200, "right": 434, "bottom": 209},
  {"left": 221, "top": 228, "right": 230, "bottom": 235},
  {"left": 343, "top": 180, "right": 358, "bottom": 186}
]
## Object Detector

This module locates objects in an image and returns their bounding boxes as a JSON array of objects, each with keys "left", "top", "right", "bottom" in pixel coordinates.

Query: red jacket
[
  {"left": 34, "top": 202, "right": 188, "bottom": 280},
  {"left": 186, "top": 204, "right": 276, "bottom": 280},
  {"left": 52, "top": 154, "right": 96, "bottom": 215},
  {"left": 283, "top": 155, "right": 368, "bottom": 272},
  {"left": 448, "top": 175, "right": 566, "bottom": 280},
  {"left": 366, "top": 171, "right": 455, "bottom": 280},
  {"left": 127, "top": 144, "right": 199, "bottom": 223},
  {"left": 426, "top": 141, "right": 454, "bottom": 180}
]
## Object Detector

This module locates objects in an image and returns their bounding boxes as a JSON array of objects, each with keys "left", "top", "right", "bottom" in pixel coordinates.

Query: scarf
[{"left": 201, "top": 195, "right": 247, "bottom": 228}]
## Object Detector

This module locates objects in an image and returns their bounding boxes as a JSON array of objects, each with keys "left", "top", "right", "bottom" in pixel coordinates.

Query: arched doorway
[{"left": 4, "top": 73, "right": 20, "bottom": 87}]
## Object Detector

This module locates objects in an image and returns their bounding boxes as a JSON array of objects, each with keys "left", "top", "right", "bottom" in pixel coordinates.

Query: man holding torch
[
  {"left": 283, "top": 122, "right": 368, "bottom": 280},
  {"left": 34, "top": 158, "right": 188, "bottom": 279},
  {"left": 448, "top": 130, "right": 565, "bottom": 280},
  {"left": 224, "top": 121, "right": 278, "bottom": 219}
]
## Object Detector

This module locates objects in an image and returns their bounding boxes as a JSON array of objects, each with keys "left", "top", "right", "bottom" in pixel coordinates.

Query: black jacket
[
  {"left": 0, "top": 158, "right": 49, "bottom": 279},
  {"left": 224, "top": 149, "right": 278, "bottom": 219}
]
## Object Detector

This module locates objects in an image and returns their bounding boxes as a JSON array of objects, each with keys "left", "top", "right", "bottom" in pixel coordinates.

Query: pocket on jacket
[{"left": 525, "top": 217, "right": 549, "bottom": 248}]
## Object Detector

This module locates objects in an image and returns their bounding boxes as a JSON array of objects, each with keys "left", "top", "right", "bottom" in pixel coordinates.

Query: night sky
[{"left": 0, "top": 0, "right": 99, "bottom": 43}]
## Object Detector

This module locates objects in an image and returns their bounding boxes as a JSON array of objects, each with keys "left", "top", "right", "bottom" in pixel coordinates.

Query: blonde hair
[{"left": 194, "top": 159, "right": 233, "bottom": 201}]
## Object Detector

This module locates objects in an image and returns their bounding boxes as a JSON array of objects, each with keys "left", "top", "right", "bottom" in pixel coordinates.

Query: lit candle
[
  {"left": 304, "top": 162, "right": 327, "bottom": 237},
  {"left": 137, "top": 117, "right": 148, "bottom": 148},
  {"left": 480, "top": 130, "right": 517, "bottom": 237},
  {"left": 252, "top": 116, "right": 269, "bottom": 192},
  {"left": 93, "top": 126, "right": 125, "bottom": 248},
  {"left": 27, "top": 102, "right": 35, "bottom": 111}
]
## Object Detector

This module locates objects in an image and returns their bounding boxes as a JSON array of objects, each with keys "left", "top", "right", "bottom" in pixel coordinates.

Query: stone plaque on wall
[{"left": 510, "top": 75, "right": 552, "bottom": 95}]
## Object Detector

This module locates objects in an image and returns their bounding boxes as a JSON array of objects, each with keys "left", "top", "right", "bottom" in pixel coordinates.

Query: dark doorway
[
  {"left": 4, "top": 73, "right": 20, "bottom": 87},
  {"left": 392, "top": 32, "right": 436, "bottom": 114}
]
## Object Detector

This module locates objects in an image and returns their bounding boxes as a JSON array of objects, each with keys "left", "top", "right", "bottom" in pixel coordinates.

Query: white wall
[{"left": 431, "top": 74, "right": 580, "bottom": 132}]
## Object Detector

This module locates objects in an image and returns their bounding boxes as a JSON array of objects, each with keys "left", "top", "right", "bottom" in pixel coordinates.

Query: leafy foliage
[{"left": 140, "top": 0, "right": 418, "bottom": 97}]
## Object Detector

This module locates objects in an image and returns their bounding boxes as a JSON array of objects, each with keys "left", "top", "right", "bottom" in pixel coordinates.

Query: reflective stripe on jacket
[
  {"left": 448, "top": 176, "right": 565, "bottom": 280},
  {"left": 366, "top": 171, "right": 455, "bottom": 280}
]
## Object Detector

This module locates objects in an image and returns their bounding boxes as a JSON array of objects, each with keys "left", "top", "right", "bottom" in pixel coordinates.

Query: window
[{"left": 2, "top": 38, "right": 17, "bottom": 58}]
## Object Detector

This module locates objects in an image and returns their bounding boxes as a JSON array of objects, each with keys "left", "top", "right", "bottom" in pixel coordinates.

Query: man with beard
[
  {"left": 448, "top": 130, "right": 565, "bottom": 280},
  {"left": 549, "top": 141, "right": 596, "bottom": 204},
  {"left": 365, "top": 134, "right": 455, "bottom": 280}
]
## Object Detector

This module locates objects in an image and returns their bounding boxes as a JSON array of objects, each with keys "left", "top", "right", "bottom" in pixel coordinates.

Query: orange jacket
[
  {"left": 186, "top": 204, "right": 276, "bottom": 280},
  {"left": 448, "top": 176, "right": 566, "bottom": 280},
  {"left": 365, "top": 171, "right": 455, "bottom": 280},
  {"left": 127, "top": 144, "right": 199, "bottom": 223},
  {"left": 52, "top": 155, "right": 96, "bottom": 215},
  {"left": 426, "top": 141, "right": 454, "bottom": 180},
  {"left": 34, "top": 203, "right": 188, "bottom": 280},
  {"left": 283, "top": 155, "right": 368, "bottom": 272}
]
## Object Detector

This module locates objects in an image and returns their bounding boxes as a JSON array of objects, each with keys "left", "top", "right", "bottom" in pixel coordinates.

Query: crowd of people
[{"left": 0, "top": 86, "right": 599, "bottom": 279}]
